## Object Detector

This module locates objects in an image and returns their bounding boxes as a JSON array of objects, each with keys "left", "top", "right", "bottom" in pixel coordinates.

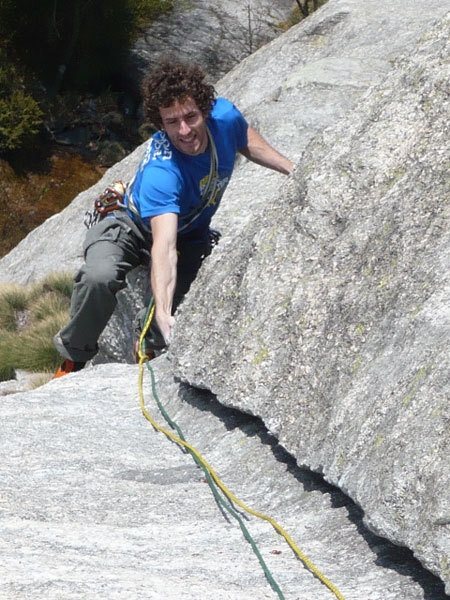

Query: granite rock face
[
  {"left": 130, "top": 0, "right": 295, "bottom": 82},
  {"left": 173, "top": 8, "right": 450, "bottom": 591},
  {"left": 2, "top": 362, "right": 448, "bottom": 599},
  {"left": 0, "top": 0, "right": 449, "bottom": 595}
]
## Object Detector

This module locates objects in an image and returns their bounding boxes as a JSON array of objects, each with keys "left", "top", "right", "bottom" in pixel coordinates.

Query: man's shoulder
[
  {"left": 210, "top": 97, "right": 243, "bottom": 121},
  {"left": 209, "top": 98, "right": 248, "bottom": 149},
  {"left": 146, "top": 131, "right": 175, "bottom": 161},
  {"left": 139, "top": 132, "right": 181, "bottom": 175}
]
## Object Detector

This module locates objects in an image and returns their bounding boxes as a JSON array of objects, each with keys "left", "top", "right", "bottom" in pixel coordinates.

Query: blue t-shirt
[{"left": 125, "top": 97, "right": 248, "bottom": 241}]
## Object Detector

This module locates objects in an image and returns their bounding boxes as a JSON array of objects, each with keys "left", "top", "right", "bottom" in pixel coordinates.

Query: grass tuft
[
  {"left": 28, "top": 291, "right": 71, "bottom": 324},
  {"left": 14, "top": 312, "right": 69, "bottom": 372},
  {"left": 0, "top": 284, "right": 29, "bottom": 331},
  {"left": 0, "top": 273, "right": 74, "bottom": 382}
]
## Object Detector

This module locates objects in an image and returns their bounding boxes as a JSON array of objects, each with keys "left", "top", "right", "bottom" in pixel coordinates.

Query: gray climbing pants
[{"left": 54, "top": 212, "right": 211, "bottom": 362}]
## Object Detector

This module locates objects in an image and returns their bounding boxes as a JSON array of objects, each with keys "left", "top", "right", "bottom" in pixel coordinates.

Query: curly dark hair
[{"left": 141, "top": 61, "right": 216, "bottom": 129}]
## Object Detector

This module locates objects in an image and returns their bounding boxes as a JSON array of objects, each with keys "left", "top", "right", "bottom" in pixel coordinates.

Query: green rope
[
  {"left": 146, "top": 360, "right": 286, "bottom": 599},
  {"left": 137, "top": 300, "right": 347, "bottom": 600},
  {"left": 139, "top": 300, "right": 285, "bottom": 598}
]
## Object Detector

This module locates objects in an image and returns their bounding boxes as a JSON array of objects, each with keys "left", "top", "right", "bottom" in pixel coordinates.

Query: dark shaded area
[{"left": 178, "top": 381, "right": 449, "bottom": 600}]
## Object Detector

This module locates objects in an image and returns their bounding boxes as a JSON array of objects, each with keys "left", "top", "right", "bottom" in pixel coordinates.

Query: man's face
[{"left": 159, "top": 96, "right": 208, "bottom": 156}]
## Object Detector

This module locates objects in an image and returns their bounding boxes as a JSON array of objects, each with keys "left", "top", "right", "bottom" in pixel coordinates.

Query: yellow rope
[{"left": 137, "top": 306, "right": 346, "bottom": 600}]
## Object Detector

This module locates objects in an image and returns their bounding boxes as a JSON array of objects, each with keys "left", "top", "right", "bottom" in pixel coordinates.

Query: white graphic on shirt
[{"left": 139, "top": 133, "right": 172, "bottom": 172}]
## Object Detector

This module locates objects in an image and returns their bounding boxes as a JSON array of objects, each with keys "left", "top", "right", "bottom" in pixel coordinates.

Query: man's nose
[{"left": 179, "top": 119, "right": 191, "bottom": 135}]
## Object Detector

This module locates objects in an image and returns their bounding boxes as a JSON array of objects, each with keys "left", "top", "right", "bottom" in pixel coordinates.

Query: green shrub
[
  {"left": 0, "top": 89, "right": 43, "bottom": 153},
  {"left": 279, "top": 0, "right": 328, "bottom": 29},
  {"left": 132, "top": 0, "right": 174, "bottom": 25},
  {"left": 0, "top": 57, "right": 43, "bottom": 154}
]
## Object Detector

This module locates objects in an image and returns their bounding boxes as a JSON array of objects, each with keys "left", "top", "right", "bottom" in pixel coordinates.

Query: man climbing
[{"left": 53, "top": 61, "right": 294, "bottom": 377}]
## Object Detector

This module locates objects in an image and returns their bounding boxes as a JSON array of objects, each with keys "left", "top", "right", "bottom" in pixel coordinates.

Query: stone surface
[
  {"left": 0, "top": 361, "right": 448, "bottom": 599},
  {"left": 0, "top": 0, "right": 450, "bottom": 597},
  {"left": 173, "top": 6, "right": 450, "bottom": 592},
  {"left": 130, "top": 0, "right": 294, "bottom": 82}
]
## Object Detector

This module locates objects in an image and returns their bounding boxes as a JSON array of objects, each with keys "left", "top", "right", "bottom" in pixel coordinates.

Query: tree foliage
[
  {"left": 0, "top": 0, "right": 173, "bottom": 94},
  {"left": 0, "top": 53, "right": 43, "bottom": 153},
  {"left": 0, "top": 0, "right": 173, "bottom": 154}
]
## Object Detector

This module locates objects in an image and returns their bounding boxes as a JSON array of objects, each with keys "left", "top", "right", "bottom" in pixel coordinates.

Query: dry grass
[{"left": 0, "top": 273, "right": 73, "bottom": 382}]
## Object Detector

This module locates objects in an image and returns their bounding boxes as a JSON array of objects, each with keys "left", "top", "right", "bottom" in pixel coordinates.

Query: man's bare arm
[
  {"left": 150, "top": 212, "right": 178, "bottom": 343},
  {"left": 239, "top": 126, "right": 295, "bottom": 175}
]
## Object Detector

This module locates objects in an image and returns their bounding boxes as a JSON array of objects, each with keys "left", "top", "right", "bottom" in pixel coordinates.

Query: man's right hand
[
  {"left": 150, "top": 212, "right": 179, "bottom": 345},
  {"left": 155, "top": 311, "right": 176, "bottom": 344}
]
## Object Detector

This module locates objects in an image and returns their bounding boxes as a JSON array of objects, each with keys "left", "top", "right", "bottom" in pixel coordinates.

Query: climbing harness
[
  {"left": 136, "top": 302, "right": 347, "bottom": 600},
  {"left": 85, "top": 126, "right": 218, "bottom": 234}
]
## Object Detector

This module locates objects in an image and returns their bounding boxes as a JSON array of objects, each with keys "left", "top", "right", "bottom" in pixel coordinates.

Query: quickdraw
[
  {"left": 94, "top": 181, "right": 127, "bottom": 214},
  {"left": 84, "top": 181, "right": 127, "bottom": 229}
]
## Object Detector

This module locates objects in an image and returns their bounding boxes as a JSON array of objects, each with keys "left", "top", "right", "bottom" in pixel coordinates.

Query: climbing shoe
[{"left": 53, "top": 359, "right": 86, "bottom": 379}]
